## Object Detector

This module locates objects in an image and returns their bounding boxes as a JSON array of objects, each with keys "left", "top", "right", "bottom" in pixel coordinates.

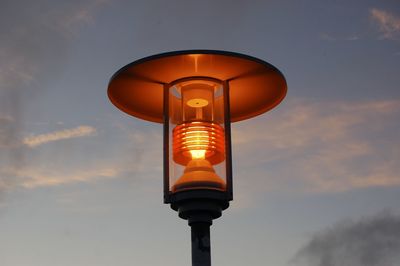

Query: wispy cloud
[
  {"left": 23, "top": 126, "right": 96, "bottom": 147},
  {"left": 0, "top": 115, "right": 16, "bottom": 148},
  {"left": 232, "top": 98, "right": 400, "bottom": 196},
  {"left": 0, "top": 1, "right": 110, "bottom": 193},
  {"left": 370, "top": 8, "right": 400, "bottom": 40},
  {"left": 0, "top": 122, "right": 161, "bottom": 196},
  {"left": 0, "top": 162, "right": 123, "bottom": 194},
  {"left": 291, "top": 212, "right": 400, "bottom": 266},
  {"left": 50, "top": 0, "right": 110, "bottom": 38},
  {"left": 14, "top": 166, "right": 119, "bottom": 189},
  {"left": 0, "top": 0, "right": 110, "bottom": 91}
]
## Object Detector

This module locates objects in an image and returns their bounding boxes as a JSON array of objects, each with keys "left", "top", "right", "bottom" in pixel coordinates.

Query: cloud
[
  {"left": 0, "top": 115, "right": 25, "bottom": 197},
  {"left": 370, "top": 8, "right": 400, "bottom": 40},
  {"left": 0, "top": 121, "right": 162, "bottom": 196},
  {"left": 0, "top": 0, "right": 109, "bottom": 95},
  {"left": 0, "top": 159, "right": 126, "bottom": 193},
  {"left": 48, "top": 0, "right": 110, "bottom": 38},
  {"left": 13, "top": 166, "right": 119, "bottom": 189},
  {"left": 291, "top": 212, "right": 400, "bottom": 266},
  {"left": 23, "top": 126, "right": 96, "bottom": 147},
  {"left": 0, "top": 0, "right": 109, "bottom": 172},
  {"left": 0, "top": 115, "right": 17, "bottom": 148},
  {"left": 232, "top": 98, "right": 400, "bottom": 196}
]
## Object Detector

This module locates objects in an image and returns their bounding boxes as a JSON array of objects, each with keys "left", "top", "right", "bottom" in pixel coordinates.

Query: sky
[{"left": 1, "top": 0, "right": 400, "bottom": 265}]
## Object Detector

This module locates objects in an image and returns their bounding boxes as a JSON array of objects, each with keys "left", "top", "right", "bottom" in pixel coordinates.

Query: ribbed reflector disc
[{"left": 173, "top": 121, "right": 225, "bottom": 165}]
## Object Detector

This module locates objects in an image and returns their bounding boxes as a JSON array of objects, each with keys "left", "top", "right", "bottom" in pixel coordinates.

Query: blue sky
[{"left": 1, "top": 1, "right": 400, "bottom": 265}]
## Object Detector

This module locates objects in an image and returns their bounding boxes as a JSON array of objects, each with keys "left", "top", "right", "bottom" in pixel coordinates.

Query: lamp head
[{"left": 107, "top": 50, "right": 286, "bottom": 209}]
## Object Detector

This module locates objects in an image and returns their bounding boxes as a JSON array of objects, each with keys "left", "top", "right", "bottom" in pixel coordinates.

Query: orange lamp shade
[{"left": 107, "top": 50, "right": 287, "bottom": 123}]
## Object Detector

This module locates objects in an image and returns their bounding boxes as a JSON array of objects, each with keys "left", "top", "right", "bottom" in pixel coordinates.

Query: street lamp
[{"left": 107, "top": 50, "right": 287, "bottom": 266}]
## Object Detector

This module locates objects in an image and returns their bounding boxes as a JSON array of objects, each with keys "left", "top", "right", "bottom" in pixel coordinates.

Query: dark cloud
[{"left": 291, "top": 212, "right": 400, "bottom": 266}]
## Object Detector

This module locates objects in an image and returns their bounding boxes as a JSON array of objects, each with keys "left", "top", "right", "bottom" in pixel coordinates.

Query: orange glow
[
  {"left": 173, "top": 121, "right": 225, "bottom": 165},
  {"left": 190, "top": 149, "right": 206, "bottom": 159},
  {"left": 188, "top": 54, "right": 201, "bottom": 72}
]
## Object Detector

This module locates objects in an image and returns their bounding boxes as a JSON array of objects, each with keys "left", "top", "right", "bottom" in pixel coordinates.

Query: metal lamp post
[{"left": 107, "top": 50, "right": 287, "bottom": 266}]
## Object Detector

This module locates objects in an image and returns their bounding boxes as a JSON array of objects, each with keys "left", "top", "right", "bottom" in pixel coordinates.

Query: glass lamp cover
[{"left": 168, "top": 79, "right": 227, "bottom": 193}]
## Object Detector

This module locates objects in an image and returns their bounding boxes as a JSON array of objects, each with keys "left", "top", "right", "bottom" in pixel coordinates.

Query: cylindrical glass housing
[{"left": 168, "top": 78, "right": 227, "bottom": 193}]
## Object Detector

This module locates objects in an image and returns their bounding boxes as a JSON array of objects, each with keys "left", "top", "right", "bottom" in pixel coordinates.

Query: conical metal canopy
[{"left": 108, "top": 50, "right": 287, "bottom": 123}]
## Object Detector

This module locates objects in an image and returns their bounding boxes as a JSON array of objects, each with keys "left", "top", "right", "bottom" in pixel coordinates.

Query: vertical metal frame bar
[
  {"left": 163, "top": 84, "right": 171, "bottom": 203},
  {"left": 223, "top": 80, "right": 233, "bottom": 201}
]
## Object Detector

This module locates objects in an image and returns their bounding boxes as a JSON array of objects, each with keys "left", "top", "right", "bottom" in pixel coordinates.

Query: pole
[{"left": 191, "top": 222, "right": 211, "bottom": 266}]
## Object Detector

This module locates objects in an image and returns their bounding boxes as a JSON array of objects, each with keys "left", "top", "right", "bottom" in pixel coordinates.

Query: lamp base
[
  {"left": 169, "top": 190, "right": 229, "bottom": 266},
  {"left": 170, "top": 189, "right": 229, "bottom": 225}
]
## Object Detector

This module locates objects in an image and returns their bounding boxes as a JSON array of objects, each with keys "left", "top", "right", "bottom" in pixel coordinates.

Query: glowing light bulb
[
  {"left": 187, "top": 98, "right": 209, "bottom": 108},
  {"left": 190, "top": 149, "right": 206, "bottom": 159}
]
